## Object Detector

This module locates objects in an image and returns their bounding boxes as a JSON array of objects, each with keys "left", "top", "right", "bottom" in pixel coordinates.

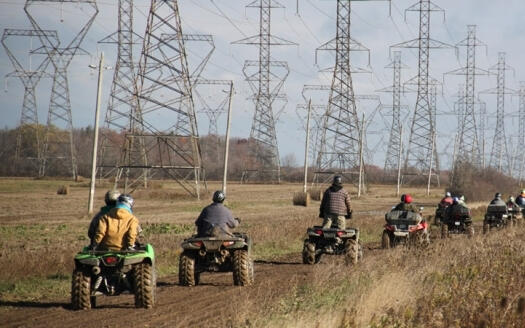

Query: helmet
[
  {"left": 460, "top": 195, "right": 465, "bottom": 201},
  {"left": 333, "top": 175, "right": 343, "bottom": 187},
  {"left": 212, "top": 190, "right": 225, "bottom": 203},
  {"left": 118, "top": 194, "right": 134, "bottom": 209},
  {"left": 521, "top": 189, "right": 525, "bottom": 195},
  {"left": 452, "top": 197, "right": 459, "bottom": 204},
  {"left": 495, "top": 192, "right": 502, "bottom": 199},
  {"left": 104, "top": 190, "right": 121, "bottom": 206},
  {"left": 509, "top": 196, "right": 515, "bottom": 202},
  {"left": 445, "top": 191, "right": 451, "bottom": 197},
  {"left": 401, "top": 194, "right": 413, "bottom": 204}
]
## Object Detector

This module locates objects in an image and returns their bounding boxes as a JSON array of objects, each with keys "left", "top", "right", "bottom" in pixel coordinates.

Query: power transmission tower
[
  {"left": 97, "top": 0, "right": 143, "bottom": 182},
  {"left": 378, "top": 51, "right": 408, "bottom": 177},
  {"left": 480, "top": 52, "right": 515, "bottom": 175},
  {"left": 119, "top": 0, "right": 203, "bottom": 197},
  {"left": 518, "top": 82, "right": 525, "bottom": 184},
  {"left": 24, "top": 0, "right": 98, "bottom": 179},
  {"left": 445, "top": 25, "right": 488, "bottom": 176},
  {"left": 313, "top": 0, "right": 368, "bottom": 187},
  {"left": 391, "top": 0, "right": 453, "bottom": 186},
  {"left": 233, "top": 0, "right": 296, "bottom": 183},
  {"left": 2, "top": 29, "right": 56, "bottom": 172}
]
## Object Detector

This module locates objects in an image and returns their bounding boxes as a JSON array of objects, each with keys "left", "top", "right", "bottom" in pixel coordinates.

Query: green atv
[{"left": 71, "top": 244, "right": 156, "bottom": 310}]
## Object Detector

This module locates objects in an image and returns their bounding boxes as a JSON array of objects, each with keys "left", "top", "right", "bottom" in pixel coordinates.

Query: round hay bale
[
  {"left": 309, "top": 188, "right": 323, "bottom": 201},
  {"left": 57, "top": 185, "right": 70, "bottom": 195},
  {"left": 293, "top": 191, "right": 311, "bottom": 207}
]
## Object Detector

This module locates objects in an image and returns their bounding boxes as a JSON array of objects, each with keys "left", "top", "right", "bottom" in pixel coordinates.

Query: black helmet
[
  {"left": 495, "top": 192, "right": 502, "bottom": 199},
  {"left": 104, "top": 190, "right": 121, "bottom": 206},
  {"left": 333, "top": 175, "right": 343, "bottom": 186},
  {"left": 118, "top": 194, "right": 134, "bottom": 209},
  {"left": 212, "top": 190, "right": 225, "bottom": 203}
]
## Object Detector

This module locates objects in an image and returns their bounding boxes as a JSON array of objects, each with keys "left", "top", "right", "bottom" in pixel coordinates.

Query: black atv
[
  {"left": 507, "top": 205, "right": 523, "bottom": 227},
  {"left": 302, "top": 226, "right": 362, "bottom": 265},
  {"left": 71, "top": 244, "right": 156, "bottom": 310},
  {"left": 441, "top": 205, "right": 474, "bottom": 238},
  {"left": 483, "top": 204, "right": 511, "bottom": 233},
  {"left": 179, "top": 232, "right": 254, "bottom": 286}
]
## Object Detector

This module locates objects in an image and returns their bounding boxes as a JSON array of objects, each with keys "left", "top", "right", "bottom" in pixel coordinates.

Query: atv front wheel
[
  {"left": 133, "top": 262, "right": 155, "bottom": 309},
  {"left": 344, "top": 238, "right": 359, "bottom": 265},
  {"left": 381, "top": 231, "right": 391, "bottom": 249},
  {"left": 71, "top": 269, "right": 91, "bottom": 310},
  {"left": 302, "top": 240, "right": 316, "bottom": 264},
  {"left": 233, "top": 250, "right": 253, "bottom": 286},
  {"left": 179, "top": 252, "right": 197, "bottom": 286}
]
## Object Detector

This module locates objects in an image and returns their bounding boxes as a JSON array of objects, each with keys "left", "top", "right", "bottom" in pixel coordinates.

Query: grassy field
[{"left": 0, "top": 178, "right": 523, "bottom": 327}]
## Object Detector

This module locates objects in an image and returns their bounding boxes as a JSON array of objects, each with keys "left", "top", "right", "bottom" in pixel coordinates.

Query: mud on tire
[
  {"left": 483, "top": 222, "right": 490, "bottom": 234},
  {"left": 441, "top": 224, "right": 448, "bottom": 239},
  {"left": 179, "top": 252, "right": 197, "bottom": 287},
  {"left": 302, "top": 240, "right": 316, "bottom": 264},
  {"left": 133, "top": 262, "right": 155, "bottom": 309},
  {"left": 467, "top": 225, "right": 474, "bottom": 238},
  {"left": 381, "top": 231, "right": 391, "bottom": 249},
  {"left": 233, "top": 249, "right": 253, "bottom": 286},
  {"left": 71, "top": 269, "right": 91, "bottom": 310},
  {"left": 344, "top": 238, "right": 359, "bottom": 265}
]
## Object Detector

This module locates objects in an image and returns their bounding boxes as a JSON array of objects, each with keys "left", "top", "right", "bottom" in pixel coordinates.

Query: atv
[
  {"left": 302, "top": 226, "right": 362, "bottom": 265},
  {"left": 71, "top": 244, "right": 156, "bottom": 310},
  {"left": 179, "top": 232, "right": 254, "bottom": 286},
  {"left": 382, "top": 210, "right": 430, "bottom": 249},
  {"left": 441, "top": 205, "right": 474, "bottom": 238},
  {"left": 483, "top": 204, "right": 514, "bottom": 233},
  {"left": 507, "top": 205, "right": 523, "bottom": 227}
]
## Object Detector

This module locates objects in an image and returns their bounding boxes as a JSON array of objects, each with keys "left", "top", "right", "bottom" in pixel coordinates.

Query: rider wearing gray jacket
[{"left": 195, "top": 191, "right": 239, "bottom": 237}]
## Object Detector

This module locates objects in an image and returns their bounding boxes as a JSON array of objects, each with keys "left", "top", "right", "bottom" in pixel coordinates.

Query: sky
[{"left": 1, "top": 0, "right": 525, "bottom": 170}]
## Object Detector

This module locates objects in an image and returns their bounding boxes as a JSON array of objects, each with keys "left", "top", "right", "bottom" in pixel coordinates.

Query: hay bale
[
  {"left": 57, "top": 185, "right": 70, "bottom": 195},
  {"left": 310, "top": 188, "right": 323, "bottom": 201},
  {"left": 293, "top": 191, "right": 311, "bottom": 207}
]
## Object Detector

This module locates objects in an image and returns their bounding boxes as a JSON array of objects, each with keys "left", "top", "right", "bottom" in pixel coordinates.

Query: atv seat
[{"left": 486, "top": 204, "right": 508, "bottom": 214}]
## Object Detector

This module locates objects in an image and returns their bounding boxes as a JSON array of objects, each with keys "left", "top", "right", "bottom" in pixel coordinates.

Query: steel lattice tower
[
  {"left": 25, "top": 1, "right": 98, "bottom": 179},
  {"left": 379, "top": 51, "right": 408, "bottom": 174},
  {"left": 233, "top": 0, "right": 295, "bottom": 183},
  {"left": 98, "top": 0, "right": 144, "bottom": 182},
  {"left": 481, "top": 52, "right": 514, "bottom": 174},
  {"left": 119, "top": 0, "right": 203, "bottom": 197},
  {"left": 446, "top": 25, "right": 488, "bottom": 173},
  {"left": 2, "top": 29, "right": 57, "bottom": 170},
  {"left": 314, "top": 0, "right": 363, "bottom": 185},
  {"left": 518, "top": 82, "right": 525, "bottom": 184},
  {"left": 392, "top": 0, "right": 452, "bottom": 184}
]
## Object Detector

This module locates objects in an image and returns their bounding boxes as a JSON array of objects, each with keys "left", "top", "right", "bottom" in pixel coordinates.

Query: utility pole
[
  {"left": 233, "top": 0, "right": 296, "bottom": 183},
  {"left": 518, "top": 82, "right": 525, "bottom": 185},
  {"left": 222, "top": 82, "right": 234, "bottom": 195},
  {"left": 2, "top": 29, "right": 56, "bottom": 174},
  {"left": 303, "top": 100, "right": 312, "bottom": 193},
  {"left": 25, "top": 0, "right": 98, "bottom": 179},
  {"left": 391, "top": 0, "right": 453, "bottom": 186}
]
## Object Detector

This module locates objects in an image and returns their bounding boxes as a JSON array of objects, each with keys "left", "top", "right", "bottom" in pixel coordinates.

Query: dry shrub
[
  {"left": 56, "top": 185, "right": 69, "bottom": 195},
  {"left": 293, "top": 191, "right": 310, "bottom": 207},
  {"left": 310, "top": 188, "right": 323, "bottom": 201}
]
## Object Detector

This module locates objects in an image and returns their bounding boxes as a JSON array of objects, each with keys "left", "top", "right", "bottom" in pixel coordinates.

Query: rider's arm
[
  {"left": 225, "top": 209, "right": 239, "bottom": 229},
  {"left": 94, "top": 215, "right": 108, "bottom": 244},
  {"left": 319, "top": 190, "right": 328, "bottom": 217},
  {"left": 344, "top": 192, "right": 352, "bottom": 216},
  {"left": 126, "top": 217, "right": 139, "bottom": 248}
]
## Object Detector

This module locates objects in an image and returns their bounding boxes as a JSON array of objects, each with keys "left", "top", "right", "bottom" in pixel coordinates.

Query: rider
[
  {"left": 92, "top": 194, "right": 140, "bottom": 251},
  {"left": 439, "top": 191, "right": 454, "bottom": 207},
  {"left": 489, "top": 192, "right": 506, "bottom": 206},
  {"left": 319, "top": 176, "right": 352, "bottom": 230},
  {"left": 516, "top": 190, "right": 525, "bottom": 207},
  {"left": 507, "top": 196, "right": 519, "bottom": 208},
  {"left": 195, "top": 191, "right": 239, "bottom": 237},
  {"left": 88, "top": 190, "right": 120, "bottom": 244},
  {"left": 393, "top": 194, "right": 418, "bottom": 213},
  {"left": 458, "top": 195, "right": 467, "bottom": 207}
]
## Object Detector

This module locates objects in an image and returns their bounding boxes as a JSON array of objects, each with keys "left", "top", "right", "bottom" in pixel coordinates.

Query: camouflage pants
[{"left": 322, "top": 214, "right": 346, "bottom": 230}]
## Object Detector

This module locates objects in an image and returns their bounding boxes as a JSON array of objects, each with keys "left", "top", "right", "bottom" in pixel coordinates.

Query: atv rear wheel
[
  {"left": 233, "top": 250, "right": 253, "bottom": 286},
  {"left": 179, "top": 251, "right": 197, "bottom": 286},
  {"left": 71, "top": 269, "right": 91, "bottom": 310},
  {"left": 441, "top": 224, "right": 448, "bottom": 239},
  {"left": 344, "top": 238, "right": 359, "bottom": 265},
  {"left": 381, "top": 231, "right": 391, "bottom": 249},
  {"left": 483, "top": 222, "right": 490, "bottom": 234},
  {"left": 467, "top": 225, "right": 474, "bottom": 238},
  {"left": 133, "top": 262, "right": 155, "bottom": 309},
  {"left": 302, "top": 240, "right": 316, "bottom": 264}
]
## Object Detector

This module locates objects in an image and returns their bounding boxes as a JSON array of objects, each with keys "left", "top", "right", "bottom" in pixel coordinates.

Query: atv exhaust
[
  {"left": 92, "top": 266, "right": 101, "bottom": 275},
  {"left": 198, "top": 249, "right": 206, "bottom": 257}
]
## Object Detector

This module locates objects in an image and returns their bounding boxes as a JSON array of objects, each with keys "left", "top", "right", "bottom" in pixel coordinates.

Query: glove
[
  {"left": 127, "top": 245, "right": 136, "bottom": 251},
  {"left": 87, "top": 243, "right": 98, "bottom": 251},
  {"left": 345, "top": 211, "right": 352, "bottom": 219}
]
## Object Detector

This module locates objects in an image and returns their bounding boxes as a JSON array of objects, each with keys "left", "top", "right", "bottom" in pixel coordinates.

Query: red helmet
[{"left": 401, "top": 194, "right": 413, "bottom": 204}]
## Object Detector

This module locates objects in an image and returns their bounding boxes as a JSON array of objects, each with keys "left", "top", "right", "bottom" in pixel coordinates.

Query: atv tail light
[
  {"left": 222, "top": 241, "right": 235, "bottom": 247},
  {"left": 192, "top": 241, "right": 203, "bottom": 247},
  {"left": 336, "top": 231, "right": 344, "bottom": 237},
  {"left": 421, "top": 221, "right": 428, "bottom": 229},
  {"left": 409, "top": 223, "right": 425, "bottom": 232},
  {"left": 385, "top": 224, "right": 395, "bottom": 232},
  {"left": 104, "top": 256, "right": 118, "bottom": 265},
  {"left": 314, "top": 229, "right": 323, "bottom": 235}
]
